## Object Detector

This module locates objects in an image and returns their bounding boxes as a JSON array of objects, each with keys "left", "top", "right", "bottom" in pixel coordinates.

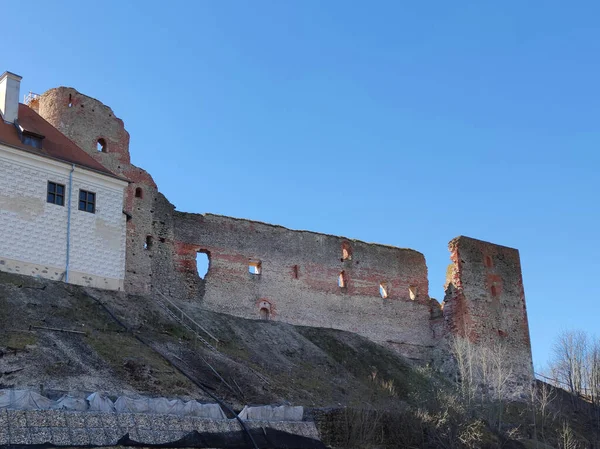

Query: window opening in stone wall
[
  {"left": 379, "top": 282, "right": 388, "bottom": 299},
  {"left": 78, "top": 190, "right": 95, "bottom": 213},
  {"left": 249, "top": 260, "right": 262, "bottom": 275},
  {"left": 196, "top": 251, "right": 210, "bottom": 279},
  {"left": 409, "top": 286, "right": 417, "bottom": 300},
  {"left": 293, "top": 265, "right": 299, "bottom": 279},
  {"left": 260, "top": 307, "right": 270, "bottom": 320},
  {"left": 68, "top": 94, "right": 72, "bottom": 108},
  {"left": 491, "top": 285, "right": 498, "bottom": 297},
  {"left": 485, "top": 255, "right": 493, "bottom": 268},
  {"left": 135, "top": 187, "right": 143, "bottom": 198},
  {"left": 338, "top": 271, "right": 346, "bottom": 288},
  {"left": 144, "top": 236, "right": 153, "bottom": 250},
  {"left": 258, "top": 299, "right": 271, "bottom": 320},
  {"left": 96, "top": 138, "right": 107, "bottom": 152},
  {"left": 47, "top": 181, "right": 65, "bottom": 206},
  {"left": 341, "top": 242, "right": 352, "bottom": 261}
]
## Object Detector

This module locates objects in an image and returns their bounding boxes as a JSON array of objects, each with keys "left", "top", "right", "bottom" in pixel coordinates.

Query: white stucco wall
[{"left": 0, "top": 144, "right": 127, "bottom": 290}]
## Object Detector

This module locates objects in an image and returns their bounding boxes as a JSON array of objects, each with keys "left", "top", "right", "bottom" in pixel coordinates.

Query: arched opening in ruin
[
  {"left": 258, "top": 299, "right": 272, "bottom": 320},
  {"left": 485, "top": 255, "right": 493, "bottom": 268},
  {"left": 135, "top": 187, "right": 143, "bottom": 198},
  {"left": 196, "top": 251, "right": 210, "bottom": 279},
  {"left": 68, "top": 94, "right": 72, "bottom": 108},
  {"left": 97, "top": 138, "right": 107, "bottom": 152},
  {"left": 292, "top": 264, "right": 299, "bottom": 279},
  {"left": 341, "top": 242, "right": 352, "bottom": 261},
  {"left": 409, "top": 286, "right": 417, "bottom": 300},
  {"left": 338, "top": 271, "right": 346, "bottom": 288},
  {"left": 379, "top": 282, "right": 388, "bottom": 299},
  {"left": 144, "top": 236, "right": 152, "bottom": 250}
]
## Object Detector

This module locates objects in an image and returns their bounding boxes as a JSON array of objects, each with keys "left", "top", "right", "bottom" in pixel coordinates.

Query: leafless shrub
[
  {"left": 557, "top": 420, "right": 584, "bottom": 449},
  {"left": 340, "top": 407, "right": 383, "bottom": 448},
  {"left": 450, "top": 334, "right": 514, "bottom": 431},
  {"left": 369, "top": 368, "right": 397, "bottom": 397},
  {"left": 528, "top": 380, "right": 558, "bottom": 444}
]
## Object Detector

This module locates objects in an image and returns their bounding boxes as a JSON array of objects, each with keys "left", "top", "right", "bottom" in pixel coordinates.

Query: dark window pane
[
  {"left": 57, "top": 196, "right": 64, "bottom": 206},
  {"left": 88, "top": 192, "right": 95, "bottom": 202},
  {"left": 47, "top": 193, "right": 55, "bottom": 203},
  {"left": 48, "top": 182, "right": 55, "bottom": 193},
  {"left": 79, "top": 200, "right": 85, "bottom": 210},
  {"left": 87, "top": 203, "right": 94, "bottom": 213},
  {"left": 80, "top": 191, "right": 86, "bottom": 200},
  {"left": 56, "top": 185, "right": 64, "bottom": 195}
]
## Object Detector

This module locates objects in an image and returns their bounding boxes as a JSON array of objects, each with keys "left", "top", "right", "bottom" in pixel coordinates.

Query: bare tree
[
  {"left": 529, "top": 380, "right": 557, "bottom": 444},
  {"left": 552, "top": 330, "right": 588, "bottom": 399},
  {"left": 585, "top": 337, "right": 600, "bottom": 430},
  {"left": 450, "top": 335, "right": 514, "bottom": 431},
  {"left": 547, "top": 329, "right": 600, "bottom": 433},
  {"left": 585, "top": 337, "right": 600, "bottom": 407},
  {"left": 450, "top": 334, "right": 477, "bottom": 408}
]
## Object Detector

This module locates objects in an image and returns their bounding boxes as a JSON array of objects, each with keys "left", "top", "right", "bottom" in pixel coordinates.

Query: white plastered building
[{"left": 0, "top": 71, "right": 128, "bottom": 290}]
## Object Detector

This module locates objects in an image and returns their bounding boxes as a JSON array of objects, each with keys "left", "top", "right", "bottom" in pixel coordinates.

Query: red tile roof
[{"left": 0, "top": 103, "right": 125, "bottom": 181}]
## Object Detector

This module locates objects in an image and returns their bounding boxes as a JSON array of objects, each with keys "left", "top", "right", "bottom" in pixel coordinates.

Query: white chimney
[{"left": 0, "top": 71, "right": 22, "bottom": 124}]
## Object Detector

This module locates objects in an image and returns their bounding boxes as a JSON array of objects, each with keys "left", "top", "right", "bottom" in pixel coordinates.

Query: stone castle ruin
[{"left": 16, "top": 86, "right": 534, "bottom": 385}]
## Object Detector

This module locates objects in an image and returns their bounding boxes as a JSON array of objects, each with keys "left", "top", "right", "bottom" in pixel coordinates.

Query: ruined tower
[{"left": 443, "top": 236, "right": 534, "bottom": 384}]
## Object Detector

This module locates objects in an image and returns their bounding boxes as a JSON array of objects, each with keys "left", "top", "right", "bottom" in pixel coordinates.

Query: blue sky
[{"left": 3, "top": 1, "right": 599, "bottom": 370}]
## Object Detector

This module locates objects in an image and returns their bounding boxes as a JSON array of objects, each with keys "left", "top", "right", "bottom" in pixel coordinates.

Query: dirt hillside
[{"left": 0, "top": 271, "right": 426, "bottom": 410}]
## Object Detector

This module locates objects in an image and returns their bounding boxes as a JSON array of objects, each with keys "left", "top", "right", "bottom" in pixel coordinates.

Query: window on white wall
[
  {"left": 78, "top": 190, "right": 96, "bottom": 213},
  {"left": 47, "top": 182, "right": 65, "bottom": 206}
]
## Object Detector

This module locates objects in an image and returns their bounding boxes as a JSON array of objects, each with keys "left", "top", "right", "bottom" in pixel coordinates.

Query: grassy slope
[{"left": 0, "top": 271, "right": 426, "bottom": 409}]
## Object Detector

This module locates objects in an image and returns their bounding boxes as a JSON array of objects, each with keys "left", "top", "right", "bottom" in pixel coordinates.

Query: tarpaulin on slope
[
  {"left": 150, "top": 397, "right": 186, "bottom": 415},
  {"left": 55, "top": 395, "right": 88, "bottom": 411},
  {"left": 87, "top": 392, "right": 115, "bottom": 412},
  {"left": 238, "top": 405, "right": 304, "bottom": 421},
  {"left": 183, "top": 400, "right": 227, "bottom": 419},
  {"left": 0, "top": 389, "right": 55, "bottom": 410},
  {"left": 114, "top": 397, "right": 188, "bottom": 415},
  {"left": 114, "top": 396, "right": 151, "bottom": 413}
]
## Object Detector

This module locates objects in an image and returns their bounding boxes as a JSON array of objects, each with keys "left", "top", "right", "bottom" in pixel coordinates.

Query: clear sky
[{"left": 3, "top": 1, "right": 598, "bottom": 370}]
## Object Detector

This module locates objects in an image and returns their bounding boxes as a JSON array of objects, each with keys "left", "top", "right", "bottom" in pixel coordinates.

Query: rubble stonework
[
  {"left": 36, "top": 88, "right": 534, "bottom": 377},
  {"left": 0, "top": 409, "right": 321, "bottom": 447}
]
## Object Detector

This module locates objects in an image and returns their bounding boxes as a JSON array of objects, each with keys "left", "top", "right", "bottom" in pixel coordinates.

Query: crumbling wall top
[{"left": 38, "top": 87, "right": 132, "bottom": 166}]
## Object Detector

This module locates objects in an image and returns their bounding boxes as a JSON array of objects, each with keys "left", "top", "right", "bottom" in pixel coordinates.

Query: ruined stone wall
[
  {"left": 443, "top": 236, "right": 534, "bottom": 383},
  {"left": 156, "top": 212, "right": 438, "bottom": 360},
  {"left": 34, "top": 87, "right": 534, "bottom": 372}
]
